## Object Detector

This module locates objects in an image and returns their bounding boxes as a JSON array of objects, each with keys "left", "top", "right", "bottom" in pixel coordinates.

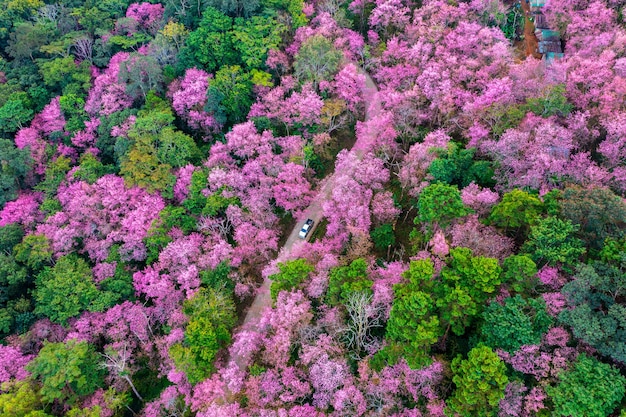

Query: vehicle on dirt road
[{"left": 298, "top": 219, "right": 314, "bottom": 239}]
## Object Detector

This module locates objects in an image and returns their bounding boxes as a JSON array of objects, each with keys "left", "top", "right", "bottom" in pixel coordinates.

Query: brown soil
[{"left": 520, "top": 0, "right": 542, "bottom": 59}]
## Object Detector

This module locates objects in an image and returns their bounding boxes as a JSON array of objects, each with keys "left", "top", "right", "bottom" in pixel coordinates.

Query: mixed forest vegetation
[{"left": 1, "top": 0, "right": 626, "bottom": 416}]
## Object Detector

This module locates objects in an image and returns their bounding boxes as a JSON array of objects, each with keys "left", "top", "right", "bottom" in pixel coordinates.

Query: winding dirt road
[{"left": 230, "top": 68, "right": 381, "bottom": 371}]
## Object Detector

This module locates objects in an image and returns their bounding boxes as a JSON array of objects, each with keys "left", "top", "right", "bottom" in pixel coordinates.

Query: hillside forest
[{"left": 1, "top": 0, "right": 626, "bottom": 416}]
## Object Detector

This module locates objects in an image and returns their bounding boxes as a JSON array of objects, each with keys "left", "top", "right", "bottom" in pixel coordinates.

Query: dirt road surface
[{"left": 229, "top": 68, "right": 380, "bottom": 371}]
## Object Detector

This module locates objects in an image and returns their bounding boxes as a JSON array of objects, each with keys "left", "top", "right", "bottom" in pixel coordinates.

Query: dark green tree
[
  {"left": 178, "top": 7, "right": 237, "bottom": 73},
  {"left": 559, "top": 261, "right": 626, "bottom": 363},
  {"left": 559, "top": 186, "right": 626, "bottom": 251},
  {"left": 428, "top": 143, "right": 495, "bottom": 188},
  {"left": 370, "top": 223, "right": 395, "bottom": 251},
  {"left": 0, "top": 139, "right": 32, "bottom": 207},
  {"left": 480, "top": 295, "right": 552, "bottom": 353}
]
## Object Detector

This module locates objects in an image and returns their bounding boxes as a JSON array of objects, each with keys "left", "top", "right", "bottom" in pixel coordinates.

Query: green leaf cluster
[
  {"left": 417, "top": 183, "right": 470, "bottom": 229},
  {"left": 428, "top": 143, "right": 495, "bottom": 188},
  {"left": 326, "top": 258, "right": 372, "bottom": 306},
  {"left": 26, "top": 339, "right": 105, "bottom": 405},
  {"left": 546, "top": 354, "right": 625, "bottom": 417},
  {"left": 269, "top": 258, "right": 314, "bottom": 301},
  {"left": 170, "top": 288, "right": 237, "bottom": 384},
  {"left": 446, "top": 345, "right": 508, "bottom": 417},
  {"left": 480, "top": 295, "right": 553, "bottom": 353}
]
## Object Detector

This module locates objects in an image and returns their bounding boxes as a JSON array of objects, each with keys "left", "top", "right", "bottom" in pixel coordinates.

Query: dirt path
[
  {"left": 520, "top": 0, "right": 542, "bottom": 59},
  {"left": 229, "top": 68, "right": 380, "bottom": 371}
]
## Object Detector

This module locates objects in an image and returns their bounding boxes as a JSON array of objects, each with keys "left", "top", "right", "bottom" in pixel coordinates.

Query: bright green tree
[
  {"left": 480, "top": 295, "right": 552, "bottom": 353},
  {"left": 446, "top": 345, "right": 508, "bottom": 417},
  {"left": 499, "top": 254, "right": 538, "bottom": 296},
  {"left": 33, "top": 254, "right": 102, "bottom": 325},
  {"left": 269, "top": 258, "right": 314, "bottom": 301},
  {"left": 0, "top": 96, "right": 33, "bottom": 135},
  {"left": 546, "top": 354, "right": 625, "bottom": 417},
  {"left": 488, "top": 189, "right": 543, "bottom": 232},
  {"left": 436, "top": 247, "right": 502, "bottom": 335},
  {"left": 13, "top": 234, "right": 52, "bottom": 272},
  {"left": 0, "top": 380, "right": 49, "bottom": 417},
  {"left": 232, "top": 15, "right": 285, "bottom": 69},
  {"left": 522, "top": 216, "right": 586, "bottom": 272},
  {"left": 417, "top": 183, "right": 470, "bottom": 229},
  {"left": 385, "top": 259, "right": 442, "bottom": 368},
  {"left": 26, "top": 339, "right": 105, "bottom": 405},
  {"left": 170, "top": 288, "right": 237, "bottom": 384}
]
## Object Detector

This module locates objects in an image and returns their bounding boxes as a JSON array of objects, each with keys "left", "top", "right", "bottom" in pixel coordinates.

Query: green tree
[
  {"left": 206, "top": 65, "right": 254, "bottom": 124},
  {"left": 170, "top": 288, "right": 237, "bottom": 384},
  {"left": 118, "top": 54, "right": 164, "bottom": 101},
  {"left": 488, "top": 189, "right": 543, "bottom": 233},
  {"left": 269, "top": 258, "right": 314, "bottom": 301},
  {"left": 33, "top": 254, "right": 102, "bottom": 324},
  {"left": 436, "top": 248, "right": 502, "bottom": 335},
  {"left": 0, "top": 223, "right": 24, "bottom": 253},
  {"left": 203, "top": 0, "right": 261, "bottom": 17},
  {"left": 0, "top": 96, "right": 33, "bottom": 135},
  {"left": 6, "top": 22, "right": 55, "bottom": 62},
  {"left": 0, "top": 139, "right": 32, "bottom": 207},
  {"left": 34, "top": 155, "right": 72, "bottom": 198},
  {"left": 546, "top": 354, "right": 625, "bottom": 417},
  {"left": 38, "top": 57, "right": 91, "bottom": 96},
  {"left": 446, "top": 345, "right": 508, "bottom": 417},
  {"left": 480, "top": 295, "right": 552, "bottom": 352},
  {"left": 26, "top": 339, "right": 105, "bottom": 405},
  {"left": 385, "top": 259, "right": 442, "bottom": 368},
  {"left": 500, "top": 254, "right": 538, "bottom": 296},
  {"left": 0, "top": 252, "right": 31, "bottom": 334},
  {"left": 370, "top": 223, "right": 395, "bottom": 251},
  {"left": 327, "top": 258, "right": 372, "bottom": 305},
  {"left": 178, "top": 7, "right": 238, "bottom": 73},
  {"left": 13, "top": 234, "right": 52, "bottom": 272},
  {"left": 72, "top": 153, "right": 116, "bottom": 184},
  {"left": 232, "top": 15, "right": 285, "bottom": 69},
  {"left": 559, "top": 261, "right": 626, "bottom": 363},
  {"left": 293, "top": 35, "right": 342, "bottom": 88},
  {"left": 522, "top": 216, "right": 586, "bottom": 272},
  {"left": 0, "top": 380, "right": 49, "bottom": 417},
  {"left": 526, "top": 84, "right": 572, "bottom": 118},
  {"left": 428, "top": 143, "right": 495, "bottom": 188},
  {"left": 559, "top": 186, "right": 626, "bottom": 251},
  {"left": 417, "top": 183, "right": 470, "bottom": 229}
]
